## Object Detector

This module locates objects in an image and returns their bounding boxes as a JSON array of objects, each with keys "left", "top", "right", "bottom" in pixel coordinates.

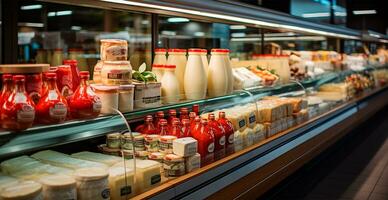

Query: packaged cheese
[
  {"left": 74, "top": 167, "right": 110, "bottom": 200},
  {"left": 39, "top": 175, "right": 77, "bottom": 200},
  {"left": 253, "top": 123, "right": 265, "bottom": 143},
  {"left": 185, "top": 153, "right": 201, "bottom": 173},
  {"left": 32, "top": 150, "right": 108, "bottom": 170},
  {"left": 225, "top": 110, "right": 247, "bottom": 131},
  {"left": 241, "top": 128, "right": 254, "bottom": 147},
  {"left": 173, "top": 137, "right": 198, "bottom": 157},
  {"left": 1, "top": 156, "right": 41, "bottom": 174},
  {"left": 0, "top": 181, "right": 43, "bottom": 200},
  {"left": 233, "top": 130, "right": 244, "bottom": 152},
  {"left": 71, "top": 151, "right": 122, "bottom": 166},
  {"left": 0, "top": 175, "right": 18, "bottom": 191},
  {"left": 109, "top": 167, "right": 135, "bottom": 200}
]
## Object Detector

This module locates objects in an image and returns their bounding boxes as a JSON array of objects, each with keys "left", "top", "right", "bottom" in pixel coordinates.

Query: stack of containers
[{"left": 92, "top": 39, "right": 134, "bottom": 114}]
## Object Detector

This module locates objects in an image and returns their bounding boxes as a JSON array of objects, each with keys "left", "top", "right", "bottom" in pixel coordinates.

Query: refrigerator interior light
[
  {"left": 21, "top": 4, "right": 42, "bottom": 10},
  {"left": 101, "top": 0, "right": 359, "bottom": 39},
  {"left": 352, "top": 10, "right": 377, "bottom": 15}
]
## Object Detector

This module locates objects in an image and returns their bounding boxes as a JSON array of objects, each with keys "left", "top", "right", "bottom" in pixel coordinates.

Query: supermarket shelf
[{"left": 133, "top": 85, "right": 388, "bottom": 200}]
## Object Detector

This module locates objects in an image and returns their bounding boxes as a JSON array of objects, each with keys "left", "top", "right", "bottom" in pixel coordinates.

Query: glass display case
[{"left": 0, "top": 0, "right": 388, "bottom": 199}]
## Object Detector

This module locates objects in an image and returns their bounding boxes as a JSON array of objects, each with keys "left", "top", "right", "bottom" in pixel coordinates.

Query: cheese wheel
[{"left": 0, "top": 181, "right": 42, "bottom": 200}]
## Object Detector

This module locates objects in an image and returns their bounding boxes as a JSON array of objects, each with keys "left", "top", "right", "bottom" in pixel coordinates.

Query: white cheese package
[
  {"left": 173, "top": 137, "right": 198, "bottom": 157},
  {"left": 11, "top": 163, "right": 73, "bottom": 181},
  {"left": 185, "top": 153, "right": 201, "bottom": 173},
  {"left": 1, "top": 156, "right": 42, "bottom": 174},
  {"left": 253, "top": 123, "right": 265, "bottom": 142},
  {"left": 0, "top": 181, "right": 43, "bottom": 200},
  {"left": 109, "top": 166, "right": 135, "bottom": 200},
  {"left": 39, "top": 175, "right": 77, "bottom": 200},
  {"left": 74, "top": 167, "right": 110, "bottom": 200},
  {"left": 31, "top": 150, "right": 108, "bottom": 170},
  {"left": 234, "top": 130, "right": 244, "bottom": 152},
  {"left": 71, "top": 151, "right": 122, "bottom": 166}
]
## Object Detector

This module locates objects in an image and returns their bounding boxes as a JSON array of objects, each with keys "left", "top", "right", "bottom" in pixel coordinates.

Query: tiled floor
[{"left": 264, "top": 107, "right": 388, "bottom": 200}]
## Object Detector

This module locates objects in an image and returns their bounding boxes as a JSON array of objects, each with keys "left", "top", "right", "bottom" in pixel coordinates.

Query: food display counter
[{"left": 0, "top": 0, "right": 388, "bottom": 200}]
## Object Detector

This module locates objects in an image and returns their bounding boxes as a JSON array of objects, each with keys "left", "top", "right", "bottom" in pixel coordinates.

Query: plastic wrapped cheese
[
  {"left": 0, "top": 181, "right": 43, "bottom": 200},
  {"left": 109, "top": 167, "right": 135, "bottom": 200},
  {"left": 1, "top": 156, "right": 42, "bottom": 174},
  {"left": 71, "top": 151, "right": 122, "bottom": 166},
  {"left": 185, "top": 153, "right": 201, "bottom": 173},
  {"left": 233, "top": 130, "right": 244, "bottom": 152},
  {"left": 173, "top": 137, "right": 198, "bottom": 157},
  {"left": 241, "top": 128, "right": 254, "bottom": 147},
  {"left": 74, "top": 167, "right": 110, "bottom": 200},
  {"left": 32, "top": 150, "right": 107, "bottom": 170},
  {"left": 224, "top": 109, "right": 247, "bottom": 132},
  {"left": 39, "top": 175, "right": 77, "bottom": 200},
  {"left": 253, "top": 123, "right": 265, "bottom": 142}
]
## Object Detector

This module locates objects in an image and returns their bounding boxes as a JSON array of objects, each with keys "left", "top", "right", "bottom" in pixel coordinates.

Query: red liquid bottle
[
  {"left": 63, "top": 59, "right": 80, "bottom": 92},
  {"left": 192, "top": 119, "right": 215, "bottom": 167},
  {"left": 35, "top": 73, "right": 69, "bottom": 124},
  {"left": 167, "top": 109, "right": 177, "bottom": 126},
  {"left": 154, "top": 111, "right": 165, "bottom": 130},
  {"left": 179, "top": 107, "right": 189, "bottom": 121},
  {"left": 0, "top": 74, "right": 13, "bottom": 108},
  {"left": 192, "top": 104, "right": 200, "bottom": 115},
  {"left": 135, "top": 115, "right": 152, "bottom": 133},
  {"left": 1, "top": 75, "right": 35, "bottom": 131},
  {"left": 208, "top": 113, "right": 226, "bottom": 160},
  {"left": 142, "top": 116, "right": 158, "bottom": 135},
  {"left": 171, "top": 118, "right": 184, "bottom": 138},
  {"left": 191, "top": 116, "right": 201, "bottom": 133},
  {"left": 218, "top": 111, "right": 235, "bottom": 155},
  {"left": 56, "top": 65, "right": 73, "bottom": 99},
  {"left": 189, "top": 111, "right": 196, "bottom": 123},
  {"left": 69, "top": 71, "right": 101, "bottom": 119},
  {"left": 159, "top": 119, "right": 169, "bottom": 136},
  {"left": 182, "top": 119, "right": 191, "bottom": 137}
]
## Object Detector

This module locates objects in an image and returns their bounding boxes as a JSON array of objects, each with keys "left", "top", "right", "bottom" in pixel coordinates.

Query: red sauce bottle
[
  {"left": 171, "top": 118, "right": 184, "bottom": 138},
  {"left": 35, "top": 73, "right": 69, "bottom": 124},
  {"left": 154, "top": 111, "right": 165, "bottom": 130},
  {"left": 192, "top": 119, "right": 215, "bottom": 167},
  {"left": 218, "top": 111, "right": 235, "bottom": 155},
  {"left": 69, "top": 71, "right": 101, "bottom": 119},
  {"left": 189, "top": 111, "right": 196, "bottom": 123},
  {"left": 208, "top": 113, "right": 226, "bottom": 160},
  {"left": 1, "top": 75, "right": 35, "bottom": 131},
  {"left": 141, "top": 116, "right": 158, "bottom": 135},
  {"left": 191, "top": 116, "right": 201, "bottom": 133},
  {"left": 182, "top": 119, "right": 191, "bottom": 137},
  {"left": 63, "top": 59, "right": 80, "bottom": 92},
  {"left": 167, "top": 109, "right": 177, "bottom": 126},
  {"left": 56, "top": 65, "right": 73, "bottom": 99},
  {"left": 192, "top": 104, "right": 200, "bottom": 115},
  {"left": 135, "top": 115, "right": 151, "bottom": 133},
  {"left": 179, "top": 107, "right": 189, "bottom": 121},
  {"left": 159, "top": 119, "right": 169, "bottom": 136},
  {"left": 0, "top": 74, "right": 13, "bottom": 108}
]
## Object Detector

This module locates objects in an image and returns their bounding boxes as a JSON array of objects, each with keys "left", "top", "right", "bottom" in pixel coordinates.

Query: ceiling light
[
  {"left": 141, "top": 20, "right": 149, "bottom": 25},
  {"left": 17, "top": 22, "right": 44, "bottom": 28},
  {"left": 21, "top": 4, "right": 42, "bottom": 10},
  {"left": 47, "top": 12, "right": 56, "bottom": 17},
  {"left": 101, "top": 0, "right": 359, "bottom": 39},
  {"left": 194, "top": 32, "right": 205, "bottom": 37},
  {"left": 167, "top": 17, "right": 190, "bottom": 23},
  {"left": 231, "top": 33, "right": 246, "bottom": 37},
  {"left": 302, "top": 12, "right": 330, "bottom": 18},
  {"left": 161, "top": 30, "right": 176, "bottom": 36},
  {"left": 71, "top": 26, "right": 82, "bottom": 31},
  {"left": 353, "top": 10, "right": 377, "bottom": 15},
  {"left": 230, "top": 25, "right": 247, "bottom": 30},
  {"left": 334, "top": 12, "right": 347, "bottom": 16},
  {"left": 56, "top": 10, "right": 73, "bottom": 16}
]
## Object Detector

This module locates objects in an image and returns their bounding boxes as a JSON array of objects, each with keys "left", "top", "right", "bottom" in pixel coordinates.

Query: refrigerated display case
[{"left": 1, "top": 0, "right": 388, "bottom": 199}]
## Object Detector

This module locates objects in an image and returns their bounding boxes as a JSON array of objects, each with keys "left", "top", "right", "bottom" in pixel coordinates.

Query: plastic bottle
[
  {"left": 0, "top": 74, "right": 13, "bottom": 108},
  {"left": 191, "top": 116, "right": 201, "bottom": 133},
  {"left": 135, "top": 115, "right": 152, "bottom": 133},
  {"left": 184, "top": 49, "right": 207, "bottom": 100},
  {"left": 171, "top": 118, "right": 184, "bottom": 138},
  {"left": 153, "top": 48, "right": 167, "bottom": 65},
  {"left": 1, "top": 75, "right": 35, "bottom": 131},
  {"left": 161, "top": 64, "right": 180, "bottom": 104},
  {"left": 191, "top": 119, "right": 215, "bottom": 167},
  {"left": 167, "top": 49, "right": 187, "bottom": 99},
  {"left": 56, "top": 65, "right": 73, "bottom": 99},
  {"left": 154, "top": 111, "right": 165, "bottom": 130},
  {"left": 208, "top": 113, "right": 226, "bottom": 160},
  {"left": 68, "top": 71, "right": 102, "bottom": 119},
  {"left": 182, "top": 119, "right": 191, "bottom": 137},
  {"left": 217, "top": 111, "right": 235, "bottom": 155},
  {"left": 35, "top": 73, "right": 69, "bottom": 124},
  {"left": 222, "top": 49, "right": 234, "bottom": 94},
  {"left": 152, "top": 64, "right": 164, "bottom": 82},
  {"left": 189, "top": 111, "right": 196, "bottom": 124},
  {"left": 208, "top": 49, "right": 228, "bottom": 97}
]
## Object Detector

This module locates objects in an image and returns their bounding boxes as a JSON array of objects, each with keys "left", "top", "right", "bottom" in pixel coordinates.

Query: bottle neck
[
  {"left": 160, "top": 125, "right": 168, "bottom": 135},
  {"left": 14, "top": 80, "right": 26, "bottom": 93},
  {"left": 47, "top": 78, "right": 59, "bottom": 91},
  {"left": 80, "top": 77, "right": 89, "bottom": 87},
  {"left": 1, "top": 80, "right": 13, "bottom": 92}
]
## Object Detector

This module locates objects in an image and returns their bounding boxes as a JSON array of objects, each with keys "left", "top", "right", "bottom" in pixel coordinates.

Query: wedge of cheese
[{"left": 109, "top": 167, "right": 135, "bottom": 200}]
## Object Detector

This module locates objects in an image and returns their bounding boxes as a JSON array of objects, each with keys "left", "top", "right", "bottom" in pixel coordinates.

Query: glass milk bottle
[
  {"left": 167, "top": 49, "right": 187, "bottom": 100},
  {"left": 152, "top": 64, "right": 164, "bottom": 82},
  {"left": 184, "top": 49, "right": 207, "bottom": 100},
  {"left": 200, "top": 49, "right": 209, "bottom": 76},
  {"left": 223, "top": 49, "right": 234, "bottom": 94},
  {"left": 153, "top": 48, "right": 167, "bottom": 65},
  {"left": 161, "top": 65, "right": 180, "bottom": 104},
  {"left": 208, "top": 49, "right": 228, "bottom": 97}
]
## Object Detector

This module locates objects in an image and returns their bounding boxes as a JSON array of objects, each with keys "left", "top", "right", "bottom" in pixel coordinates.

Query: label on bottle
[
  {"left": 48, "top": 90, "right": 59, "bottom": 100},
  {"left": 219, "top": 135, "right": 226, "bottom": 146},
  {"left": 14, "top": 92, "right": 27, "bottom": 103},
  {"left": 49, "top": 102, "right": 67, "bottom": 120},
  {"left": 207, "top": 142, "right": 215, "bottom": 153},
  {"left": 17, "top": 104, "right": 35, "bottom": 123},
  {"left": 228, "top": 134, "right": 234, "bottom": 144},
  {"left": 93, "top": 99, "right": 102, "bottom": 112}
]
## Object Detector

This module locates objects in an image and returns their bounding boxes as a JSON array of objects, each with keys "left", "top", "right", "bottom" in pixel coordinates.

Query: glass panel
[{"left": 17, "top": 1, "right": 152, "bottom": 72}]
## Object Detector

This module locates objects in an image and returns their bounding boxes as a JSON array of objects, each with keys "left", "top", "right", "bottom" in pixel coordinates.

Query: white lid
[
  {"left": 0, "top": 181, "right": 42, "bottom": 200},
  {"left": 39, "top": 175, "right": 76, "bottom": 189},
  {"left": 119, "top": 84, "right": 135, "bottom": 90},
  {"left": 92, "top": 85, "right": 120, "bottom": 92},
  {"left": 164, "top": 154, "right": 184, "bottom": 162},
  {"left": 159, "top": 135, "right": 177, "bottom": 143},
  {"left": 148, "top": 152, "right": 165, "bottom": 160},
  {"left": 74, "top": 167, "right": 109, "bottom": 181}
]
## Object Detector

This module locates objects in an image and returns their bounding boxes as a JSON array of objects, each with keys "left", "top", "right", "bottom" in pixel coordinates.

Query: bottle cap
[
  {"left": 168, "top": 49, "right": 186, "bottom": 53},
  {"left": 164, "top": 65, "right": 176, "bottom": 69},
  {"left": 152, "top": 64, "right": 164, "bottom": 68},
  {"left": 13, "top": 75, "right": 25, "bottom": 81}
]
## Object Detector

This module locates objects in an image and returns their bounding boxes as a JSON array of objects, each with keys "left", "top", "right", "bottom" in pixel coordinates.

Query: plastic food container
[
  {"left": 99, "top": 144, "right": 121, "bottom": 156},
  {"left": 100, "top": 61, "right": 132, "bottom": 86},
  {"left": 145, "top": 134, "right": 160, "bottom": 152},
  {"left": 159, "top": 136, "right": 177, "bottom": 154},
  {"left": 74, "top": 167, "right": 110, "bottom": 200},
  {"left": 106, "top": 133, "right": 121, "bottom": 149},
  {"left": 118, "top": 85, "right": 134, "bottom": 113},
  {"left": 133, "top": 82, "right": 161, "bottom": 109},
  {"left": 163, "top": 154, "right": 185, "bottom": 177},
  {"left": 93, "top": 85, "right": 119, "bottom": 114},
  {"left": 100, "top": 39, "right": 128, "bottom": 61},
  {"left": 121, "top": 132, "right": 145, "bottom": 151}
]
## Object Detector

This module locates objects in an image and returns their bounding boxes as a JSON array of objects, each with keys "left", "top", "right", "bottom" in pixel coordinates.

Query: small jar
[
  {"left": 118, "top": 85, "right": 134, "bottom": 113},
  {"left": 159, "top": 135, "right": 177, "bottom": 154},
  {"left": 121, "top": 132, "right": 145, "bottom": 151},
  {"left": 40, "top": 175, "right": 77, "bottom": 200},
  {"left": 149, "top": 152, "right": 165, "bottom": 171},
  {"left": 106, "top": 132, "right": 121, "bottom": 149},
  {"left": 145, "top": 134, "right": 160, "bottom": 152},
  {"left": 93, "top": 85, "right": 119, "bottom": 114},
  {"left": 74, "top": 167, "right": 110, "bottom": 200},
  {"left": 100, "top": 39, "right": 128, "bottom": 61},
  {"left": 134, "top": 150, "right": 149, "bottom": 160},
  {"left": 163, "top": 154, "right": 185, "bottom": 177},
  {"left": 99, "top": 144, "right": 121, "bottom": 156},
  {"left": 100, "top": 61, "right": 132, "bottom": 86},
  {"left": 121, "top": 150, "right": 133, "bottom": 159}
]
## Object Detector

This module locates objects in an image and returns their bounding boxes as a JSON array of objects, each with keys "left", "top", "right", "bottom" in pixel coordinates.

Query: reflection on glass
[{"left": 17, "top": 1, "right": 152, "bottom": 73}]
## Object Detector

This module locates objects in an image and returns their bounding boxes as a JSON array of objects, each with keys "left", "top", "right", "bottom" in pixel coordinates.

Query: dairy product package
[
  {"left": 234, "top": 130, "right": 244, "bottom": 152},
  {"left": 1, "top": 156, "right": 42, "bottom": 174},
  {"left": 185, "top": 153, "right": 201, "bottom": 173},
  {"left": 32, "top": 150, "right": 107, "bottom": 170},
  {"left": 40, "top": 175, "right": 77, "bottom": 200},
  {"left": 0, "top": 180, "right": 43, "bottom": 200},
  {"left": 173, "top": 137, "right": 198, "bottom": 157},
  {"left": 71, "top": 151, "right": 122, "bottom": 166},
  {"left": 109, "top": 166, "right": 135, "bottom": 200}
]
